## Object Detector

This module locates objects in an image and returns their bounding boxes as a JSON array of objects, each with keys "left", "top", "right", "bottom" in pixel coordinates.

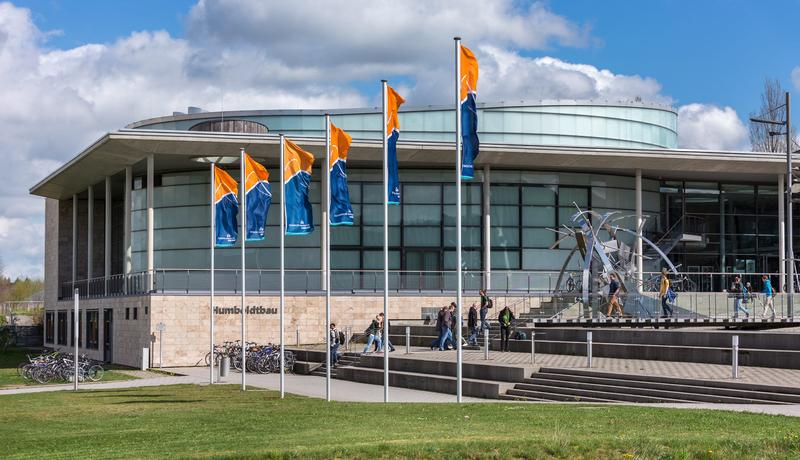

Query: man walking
[
  {"left": 659, "top": 268, "right": 673, "bottom": 318},
  {"left": 479, "top": 289, "right": 492, "bottom": 331},
  {"left": 329, "top": 322, "right": 341, "bottom": 367},
  {"left": 439, "top": 305, "right": 453, "bottom": 351},
  {"left": 731, "top": 275, "right": 749, "bottom": 319},
  {"left": 467, "top": 303, "right": 479, "bottom": 346},
  {"left": 606, "top": 273, "right": 624, "bottom": 317},
  {"left": 761, "top": 274, "right": 775, "bottom": 320},
  {"left": 498, "top": 305, "right": 515, "bottom": 352}
]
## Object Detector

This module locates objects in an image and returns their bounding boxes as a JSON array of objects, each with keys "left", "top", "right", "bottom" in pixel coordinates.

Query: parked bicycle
[
  {"left": 17, "top": 350, "right": 105, "bottom": 384},
  {"left": 205, "top": 340, "right": 294, "bottom": 374}
]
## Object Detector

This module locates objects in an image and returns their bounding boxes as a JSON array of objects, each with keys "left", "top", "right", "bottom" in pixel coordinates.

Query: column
[
  {"left": 482, "top": 165, "right": 491, "bottom": 290},
  {"left": 123, "top": 167, "right": 132, "bottom": 275},
  {"left": 72, "top": 194, "right": 78, "bottom": 286},
  {"left": 635, "top": 169, "right": 643, "bottom": 293},
  {"left": 779, "top": 174, "right": 786, "bottom": 291},
  {"left": 87, "top": 185, "right": 94, "bottom": 281},
  {"left": 104, "top": 177, "right": 112, "bottom": 277},
  {"left": 146, "top": 154, "right": 155, "bottom": 290},
  {"left": 105, "top": 176, "right": 112, "bottom": 295}
]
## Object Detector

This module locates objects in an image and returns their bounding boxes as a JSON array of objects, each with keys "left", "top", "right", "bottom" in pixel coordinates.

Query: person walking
[
  {"left": 761, "top": 274, "right": 776, "bottom": 320},
  {"left": 731, "top": 276, "right": 749, "bottom": 319},
  {"left": 659, "top": 268, "right": 673, "bottom": 318},
  {"left": 467, "top": 303, "right": 479, "bottom": 346},
  {"left": 329, "top": 322, "right": 341, "bottom": 367},
  {"left": 430, "top": 305, "right": 446, "bottom": 350},
  {"left": 498, "top": 305, "right": 515, "bottom": 352},
  {"left": 606, "top": 273, "right": 624, "bottom": 317},
  {"left": 439, "top": 305, "right": 453, "bottom": 351},
  {"left": 479, "top": 289, "right": 492, "bottom": 331},
  {"left": 362, "top": 314, "right": 383, "bottom": 355},
  {"left": 377, "top": 313, "right": 395, "bottom": 352}
]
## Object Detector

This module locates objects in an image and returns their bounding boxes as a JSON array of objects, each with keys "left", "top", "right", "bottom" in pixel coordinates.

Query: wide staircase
[{"left": 502, "top": 367, "right": 800, "bottom": 404}]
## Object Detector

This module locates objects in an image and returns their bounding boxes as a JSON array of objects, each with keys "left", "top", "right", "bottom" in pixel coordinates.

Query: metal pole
[
  {"left": 73, "top": 288, "right": 79, "bottom": 391},
  {"left": 530, "top": 323, "right": 535, "bottom": 364},
  {"left": 405, "top": 326, "right": 410, "bottom": 354},
  {"left": 296, "top": 327, "right": 300, "bottom": 346},
  {"left": 159, "top": 329, "right": 163, "bottom": 369},
  {"left": 587, "top": 331, "right": 593, "bottom": 368},
  {"left": 381, "top": 80, "right": 390, "bottom": 403},
  {"left": 732, "top": 335, "right": 739, "bottom": 379},
  {"left": 635, "top": 169, "right": 643, "bottom": 293},
  {"left": 280, "top": 135, "right": 286, "bottom": 398},
  {"left": 240, "top": 148, "right": 247, "bottom": 391},
  {"left": 483, "top": 328, "right": 489, "bottom": 360},
  {"left": 454, "top": 36, "right": 463, "bottom": 403},
  {"left": 209, "top": 163, "right": 215, "bottom": 384},
  {"left": 146, "top": 154, "right": 154, "bottom": 291},
  {"left": 325, "top": 114, "right": 332, "bottom": 402},
  {"left": 786, "top": 91, "right": 794, "bottom": 318}
]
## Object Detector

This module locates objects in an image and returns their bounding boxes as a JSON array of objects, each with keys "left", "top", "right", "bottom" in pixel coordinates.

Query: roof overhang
[{"left": 30, "top": 129, "right": 789, "bottom": 200}]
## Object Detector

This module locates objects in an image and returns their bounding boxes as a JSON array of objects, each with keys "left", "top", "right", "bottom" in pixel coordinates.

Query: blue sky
[
  {"left": 1, "top": 0, "right": 799, "bottom": 278},
  {"left": 14, "top": 0, "right": 800, "bottom": 120}
]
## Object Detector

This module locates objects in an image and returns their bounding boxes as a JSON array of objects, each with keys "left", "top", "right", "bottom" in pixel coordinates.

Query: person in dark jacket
[
  {"left": 439, "top": 305, "right": 454, "bottom": 350},
  {"left": 329, "top": 322, "right": 341, "bottom": 366},
  {"left": 479, "top": 289, "right": 492, "bottom": 331},
  {"left": 430, "top": 306, "right": 446, "bottom": 350},
  {"left": 467, "top": 303, "right": 479, "bottom": 345},
  {"left": 376, "top": 313, "right": 395, "bottom": 352},
  {"left": 498, "top": 306, "right": 515, "bottom": 352},
  {"left": 362, "top": 315, "right": 383, "bottom": 354}
]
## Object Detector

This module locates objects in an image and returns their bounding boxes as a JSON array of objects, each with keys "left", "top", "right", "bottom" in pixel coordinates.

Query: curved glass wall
[{"left": 134, "top": 102, "right": 678, "bottom": 150}]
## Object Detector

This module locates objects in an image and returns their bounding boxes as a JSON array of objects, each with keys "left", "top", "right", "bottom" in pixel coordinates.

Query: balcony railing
[{"left": 58, "top": 269, "right": 787, "bottom": 300}]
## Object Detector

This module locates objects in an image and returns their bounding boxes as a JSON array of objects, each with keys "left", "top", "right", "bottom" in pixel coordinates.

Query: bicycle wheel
[
  {"left": 18, "top": 362, "right": 30, "bottom": 379},
  {"left": 87, "top": 365, "right": 105, "bottom": 382},
  {"left": 204, "top": 352, "right": 212, "bottom": 366}
]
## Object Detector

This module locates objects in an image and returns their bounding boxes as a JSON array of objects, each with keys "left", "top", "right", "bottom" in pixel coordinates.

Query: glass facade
[{"left": 136, "top": 103, "right": 678, "bottom": 150}]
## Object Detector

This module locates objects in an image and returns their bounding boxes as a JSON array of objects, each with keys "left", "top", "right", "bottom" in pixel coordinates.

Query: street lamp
[{"left": 750, "top": 91, "right": 793, "bottom": 317}]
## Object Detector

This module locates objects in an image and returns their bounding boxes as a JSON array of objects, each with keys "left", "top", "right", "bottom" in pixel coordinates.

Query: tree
[{"left": 749, "top": 78, "right": 796, "bottom": 152}]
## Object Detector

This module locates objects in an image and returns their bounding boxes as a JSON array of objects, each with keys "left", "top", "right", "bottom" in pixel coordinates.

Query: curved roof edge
[{"left": 127, "top": 99, "right": 677, "bottom": 129}]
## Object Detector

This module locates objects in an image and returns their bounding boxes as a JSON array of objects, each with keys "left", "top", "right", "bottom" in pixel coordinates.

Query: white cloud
[
  {"left": 792, "top": 66, "right": 800, "bottom": 90},
  {"left": 0, "top": 0, "right": 755, "bottom": 278},
  {"left": 677, "top": 104, "right": 749, "bottom": 151}
]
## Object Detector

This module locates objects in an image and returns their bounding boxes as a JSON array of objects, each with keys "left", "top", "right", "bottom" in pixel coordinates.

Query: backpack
[
  {"left": 666, "top": 287, "right": 677, "bottom": 303},
  {"left": 742, "top": 285, "right": 750, "bottom": 304},
  {"left": 338, "top": 331, "right": 345, "bottom": 345}
]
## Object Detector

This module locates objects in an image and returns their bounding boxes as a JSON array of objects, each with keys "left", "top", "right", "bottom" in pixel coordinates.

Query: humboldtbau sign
[{"left": 214, "top": 306, "right": 277, "bottom": 315}]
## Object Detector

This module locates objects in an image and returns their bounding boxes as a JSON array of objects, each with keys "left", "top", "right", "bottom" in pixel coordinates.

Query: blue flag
[
  {"left": 244, "top": 154, "right": 272, "bottom": 241},
  {"left": 386, "top": 85, "right": 405, "bottom": 204},
  {"left": 460, "top": 45, "right": 479, "bottom": 180},
  {"left": 284, "top": 138, "right": 315, "bottom": 235},
  {"left": 213, "top": 166, "right": 239, "bottom": 247},
  {"left": 329, "top": 122, "right": 354, "bottom": 226}
]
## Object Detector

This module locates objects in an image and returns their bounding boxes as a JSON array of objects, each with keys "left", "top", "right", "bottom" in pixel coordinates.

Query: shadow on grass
[{"left": 112, "top": 399, "right": 204, "bottom": 405}]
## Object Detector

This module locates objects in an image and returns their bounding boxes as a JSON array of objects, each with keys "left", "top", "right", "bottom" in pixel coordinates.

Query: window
[
  {"left": 86, "top": 310, "right": 99, "bottom": 350},
  {"left": 57, "top": 311, "right": 67, "bottom": 345},
  {"left": 45, "top": 312, "right": 54, "bottom": 343},
  {"left": 133, "top": 308, "right": 138, "bottom": 320},
  {"left": 125, "top": 308, "right": 130, "bottom": 320}
]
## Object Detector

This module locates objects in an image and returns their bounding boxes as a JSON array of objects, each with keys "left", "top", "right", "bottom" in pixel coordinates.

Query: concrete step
[
  {"left": 511, "top": 382, "right": 694, "bottom": 403},
  {"left": 334, "top": 365, "right": 503, "bottom": 399},
  {"left": 540, "top": 367, "right": 800, "bottom": 397},
  {"left": 504, "top": 388, "right": 617, "bottom": 403},
  {"left": 523, "top": 376, "right": 783, "bottom": 405},
  {"left": 534, "top": 370, "right": 800, "bottom": 404}
]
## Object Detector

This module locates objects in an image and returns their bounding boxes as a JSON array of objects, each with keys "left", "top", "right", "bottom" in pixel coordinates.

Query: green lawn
[
  {"left": 2, "top": 384, "right": 799, "bottom": 459},
  {"left": 1, "top": 347, "right": 136, "bottom": 388}
]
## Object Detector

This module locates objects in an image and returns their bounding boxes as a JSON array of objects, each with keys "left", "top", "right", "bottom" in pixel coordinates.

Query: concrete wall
[{"left": 45, "top": 198, "right": 59, "bottom": 307}]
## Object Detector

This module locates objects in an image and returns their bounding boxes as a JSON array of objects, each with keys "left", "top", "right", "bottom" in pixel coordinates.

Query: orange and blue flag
[
  {"left": 329, "top": 122, "right": 354, "bottom": 226},
  {"left": 244, "top": 153, "right": 272, "bottom": 241},
  {"left": 460, "top": 45, "right": 479, "bottom": 180},
  {"left": 386, "top": 85, "right": 405, "bottom": 204},
  {"left": 284, "top": 138, "right": 315, "bottom": 235},
  {"left": 214, "top": 165, "right": 239, "bottom": 247}
]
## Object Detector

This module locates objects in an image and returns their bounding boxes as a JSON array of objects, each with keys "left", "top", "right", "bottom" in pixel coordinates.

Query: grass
[
  {"left": 2, "top": 384, "right": 800, "bottom": 459},
  {"left": 0, "top": 347, "right": 137, "bottom": 388}
]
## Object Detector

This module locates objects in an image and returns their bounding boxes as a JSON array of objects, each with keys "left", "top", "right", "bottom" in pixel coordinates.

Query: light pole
[{"left": 750, "top": 91, "right": 793, "bottom": 317}]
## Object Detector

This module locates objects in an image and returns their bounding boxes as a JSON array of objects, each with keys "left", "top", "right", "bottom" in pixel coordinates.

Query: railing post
[
  {"left": 405, "top": 326, "right": 410, "bottom": 354},
  {"left": 530, "top": 323, "right": 535, "bottom": 364},
  {"left": 586, "top": 331, "right": 593, "bottom": 368},
  {"left": 296, "top": 327, "right": 300, "bottom": 347},
  {"left": 732, "top": 335, "right": 739, "bottom": 379},
  {"left": 483, "top": 328, "right": 489, "bottom": 360},
  {"left": 186, "top": 269, "right": 190, "bottom": 294}
]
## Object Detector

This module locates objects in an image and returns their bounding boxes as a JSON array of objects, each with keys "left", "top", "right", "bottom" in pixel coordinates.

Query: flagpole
[
  {"left": 240, "top": 147, "right": 247, "bottom": 391},
  {"left": 325, "top": 114, "right": 332, "bottom": 402},
  {"left": 454, "top": 36, "right": 463, "bottom": 403},
  {"left": 381, "top": 80, "right": 390, "bottom": 403},
  {"left": 210, "top": 162, "right": 215, "bottom": 385},
  {"left": 279, "top": 135, "right": 286, "bottom": 398}
]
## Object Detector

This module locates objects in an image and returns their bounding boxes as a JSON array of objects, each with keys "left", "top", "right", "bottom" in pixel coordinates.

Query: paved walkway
[{"left": 400, "top": 346, "right": 800, "bottom": 387}]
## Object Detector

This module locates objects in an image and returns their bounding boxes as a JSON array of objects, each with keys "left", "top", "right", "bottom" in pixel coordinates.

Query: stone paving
[{"left": 402, "top": 347, "right": 800, "bottom": 387}]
